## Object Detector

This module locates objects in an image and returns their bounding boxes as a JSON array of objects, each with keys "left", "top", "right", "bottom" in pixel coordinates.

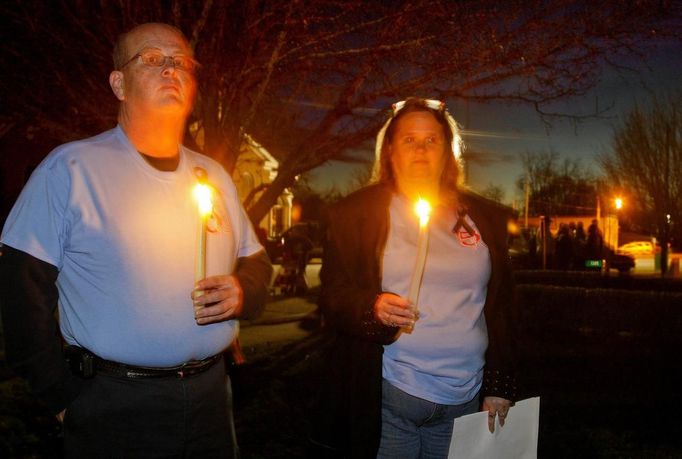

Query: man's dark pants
[{"left": 62, "top": 358, "right": 237, "bottom": 458}]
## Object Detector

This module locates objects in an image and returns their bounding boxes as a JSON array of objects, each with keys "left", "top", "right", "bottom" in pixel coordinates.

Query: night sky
[
  {"left": 449, "top": 40, "right": 682, "bottom": 205},
  {"left": 310, "top": 40, "right": 682, "bottom": 206}
]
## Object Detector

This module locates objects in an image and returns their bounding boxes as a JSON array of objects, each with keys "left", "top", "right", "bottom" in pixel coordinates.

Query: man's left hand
[{"left": 191, "top": 275, "right": 243, "bottom": 324}]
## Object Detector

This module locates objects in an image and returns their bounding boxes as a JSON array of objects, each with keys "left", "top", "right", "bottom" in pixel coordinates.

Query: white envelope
[{"left": 449, "top": 397, "right": 540, "bottom": 459}]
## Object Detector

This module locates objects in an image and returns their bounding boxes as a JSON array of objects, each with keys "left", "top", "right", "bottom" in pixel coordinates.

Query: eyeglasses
[
  {"left": 392, "top": 99, "right": 445, "bottom": 116},
  {"left": 120, "top": 50, "right": 200, "bottom": 73}
]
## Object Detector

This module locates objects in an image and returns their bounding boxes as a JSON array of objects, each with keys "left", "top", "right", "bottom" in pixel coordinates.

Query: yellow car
[{"left": 617, "top": 241, "right": 654, "bottom": 256}]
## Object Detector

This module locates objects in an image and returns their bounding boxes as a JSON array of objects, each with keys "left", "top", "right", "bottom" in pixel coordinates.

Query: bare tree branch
[{"left": 2, "top": 0, "right": 681, "bottom": 226}]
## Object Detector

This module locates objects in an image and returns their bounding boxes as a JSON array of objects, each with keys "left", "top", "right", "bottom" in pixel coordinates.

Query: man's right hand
[{"left": 56, "top": 410, "right": 65, "bottom": 423}]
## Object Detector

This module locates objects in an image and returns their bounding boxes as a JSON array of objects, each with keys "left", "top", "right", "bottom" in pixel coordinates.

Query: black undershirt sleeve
[
  {"left": 233, "top": 250, "right": 273, "bottom": 321},
  {"left": 0, "top": 245, "right": 82, "bottom": 414}
]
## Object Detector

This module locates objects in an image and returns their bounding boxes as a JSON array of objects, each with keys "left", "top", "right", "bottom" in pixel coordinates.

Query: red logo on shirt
[{"left": 456, "top": 229, "right": 481, "bottom": 247}]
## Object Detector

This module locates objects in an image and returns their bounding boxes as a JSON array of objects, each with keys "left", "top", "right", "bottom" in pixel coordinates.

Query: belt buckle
[
  {"left": 176, "top": 359, "right": 202, "bottom": 378},
  {"left": 175, "top": 355, "right": 217, "bottom": 378},
  {"left": 177, "top": 362, "right": 189, "bottom": 378}
]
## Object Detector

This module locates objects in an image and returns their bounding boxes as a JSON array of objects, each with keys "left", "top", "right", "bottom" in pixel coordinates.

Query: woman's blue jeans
[{"left": 376, "top": 379, "right": 479, "bottom": 459}]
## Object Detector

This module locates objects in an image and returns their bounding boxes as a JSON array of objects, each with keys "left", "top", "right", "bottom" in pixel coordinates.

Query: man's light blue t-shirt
[{"left": 1, "top": 126, "right": 263, "bottom": 366}]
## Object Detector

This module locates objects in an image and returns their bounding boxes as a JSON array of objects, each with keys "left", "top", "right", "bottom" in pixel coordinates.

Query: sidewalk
[
  {"left": 241, "top": 293, "right": 318, "bottom": 327},
  {"left": 237, "top": 293, "right": 320, "bottom": 362}
]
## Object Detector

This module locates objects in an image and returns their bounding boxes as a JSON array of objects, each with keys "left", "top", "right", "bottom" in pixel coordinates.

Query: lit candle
[
  {"left": 407, "top": 198, "right": 431, "bottom": 306},
  {"left": 193, "top": 183, "right": 213, "bottom": 283}
]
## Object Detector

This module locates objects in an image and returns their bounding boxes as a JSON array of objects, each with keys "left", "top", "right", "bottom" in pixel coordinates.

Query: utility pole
[
  {"left": 540, "top": 215, "right": 547, "bottom": 269},
  {"left": 524, "top": 179, "right": 530, "bottom": 228},
  {"left": 661, "top": 125, "right": 671, "bottom": 277}
]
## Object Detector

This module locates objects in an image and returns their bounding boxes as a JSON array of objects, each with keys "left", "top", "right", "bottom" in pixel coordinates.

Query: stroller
[{"left": 274, "top": 233, "right": 312, "bottom": 296}]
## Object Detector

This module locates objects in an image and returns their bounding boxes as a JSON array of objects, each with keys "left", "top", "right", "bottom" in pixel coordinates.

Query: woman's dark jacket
[{"left": 310, "top": 184, "right": 518, "bottom": 459}]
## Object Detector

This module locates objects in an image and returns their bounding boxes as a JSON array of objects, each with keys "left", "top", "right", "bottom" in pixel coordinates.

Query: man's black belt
[
  {"left": 95, "top": 353, "right": 223, "bottom": 379},
  {"left": 65, "top": 346, "right": 222, "bottom": 379}
]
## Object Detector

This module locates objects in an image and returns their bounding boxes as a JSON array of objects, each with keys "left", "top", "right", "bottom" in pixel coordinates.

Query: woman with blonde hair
[{"left": 310, "top": 98, "right": 517, "bottom": 459}]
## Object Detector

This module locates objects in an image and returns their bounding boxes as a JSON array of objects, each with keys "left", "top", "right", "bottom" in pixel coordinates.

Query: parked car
[
  {"left": 608, "top": 252, "right": 635, "bottom": 273},
  {"left": 507, "top": 230, "right": 540, "bottom": 270},
  {"left": 618, "top": 240, "right": 674, "bottom": 257},
  {"left": 617, "top": 241, "right": 654, "bottom": 256}
]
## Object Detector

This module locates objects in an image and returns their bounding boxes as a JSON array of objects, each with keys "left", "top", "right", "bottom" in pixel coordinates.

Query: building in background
[{"left": 232, "top": 133, "right": 293, "bottom": 238}]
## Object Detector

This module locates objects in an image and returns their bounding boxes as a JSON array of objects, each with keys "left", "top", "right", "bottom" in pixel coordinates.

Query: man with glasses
[{"left": 1, "top": 23, "right": 271, "bottom": 457}]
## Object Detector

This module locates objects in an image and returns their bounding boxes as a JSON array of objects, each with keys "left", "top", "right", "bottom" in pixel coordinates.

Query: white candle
[
  {"left": 407, "top": 198, "right": 431, "bottom": 305},
  {"left": 194, "top": 183, "right": 213, "bottom": 283}
]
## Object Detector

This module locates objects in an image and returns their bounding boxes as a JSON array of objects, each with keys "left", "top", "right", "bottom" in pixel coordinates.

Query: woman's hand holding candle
[{"left": 374, "top": 293, "right": 419, "bottom": 330}]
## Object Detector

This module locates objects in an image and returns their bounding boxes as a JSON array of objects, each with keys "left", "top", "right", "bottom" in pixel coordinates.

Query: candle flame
[
  {"left": 415, "top": 198, "right": 431, "bottom": 227},
  {"left": 194, "top": 183, "right": 213, "bottom": 217}
]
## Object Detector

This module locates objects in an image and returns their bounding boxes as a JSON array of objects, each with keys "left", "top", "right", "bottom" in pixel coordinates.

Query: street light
[
  {"left": 611, "top": 197, "right": 623, "bottom": 255},
  {"left": 604, "top": 197, "right": 624, "bottom": 269}
]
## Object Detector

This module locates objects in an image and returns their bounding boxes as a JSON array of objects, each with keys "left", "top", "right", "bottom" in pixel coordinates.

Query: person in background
[
  {"left": 586, "top": 218, "right": 604, "bottom": 262},
  {"left": 555, "top": 223, "right": 574, "bottom": 270},
  {"left": 310, "top": 98, "right": 517, "bottom": 458},
  {"left": 282, "top": 226, "right": 314, "bottom": 295},
  {"left": 572, "top": 221, "right": 587, "bottom": 270},
  {"left": 0, "top": 23, "right": 271, "bottom": 457},
  {"left": 575, "top": 221, "right": 586, "bottom": 242}
]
